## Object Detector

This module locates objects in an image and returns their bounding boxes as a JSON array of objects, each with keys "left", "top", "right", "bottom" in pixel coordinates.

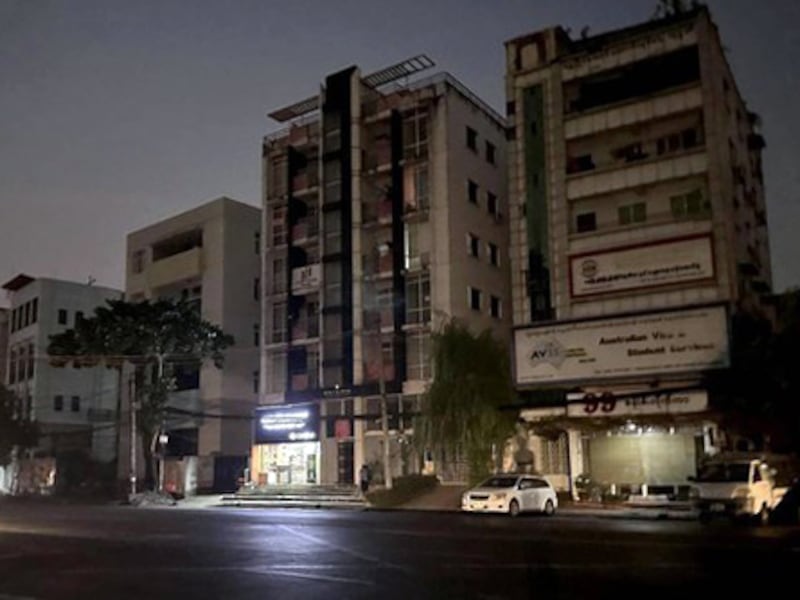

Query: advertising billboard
[
  {"left": 514, "top": 305, "right": 729, "bottom": 386},
  {"left": 569, "top": 234, "right": 715, "bottom": 298},
  {"left": 254, "top": 403, "right": 320, "bottom": 444}
]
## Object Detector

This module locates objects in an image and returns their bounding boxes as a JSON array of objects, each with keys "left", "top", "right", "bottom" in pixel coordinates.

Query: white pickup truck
[{"left": 691, "top": 454, "right": 797, "bottom": 524}]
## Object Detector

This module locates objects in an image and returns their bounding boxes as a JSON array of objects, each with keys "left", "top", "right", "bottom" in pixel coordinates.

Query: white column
[{"left": 567, "top": 429, "right": 584, "bottom": 501}]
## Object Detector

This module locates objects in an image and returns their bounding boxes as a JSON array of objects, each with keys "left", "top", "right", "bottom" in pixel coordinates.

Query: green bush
[{"left": 366, "top": 474, "right": 439, "bottom": 508}]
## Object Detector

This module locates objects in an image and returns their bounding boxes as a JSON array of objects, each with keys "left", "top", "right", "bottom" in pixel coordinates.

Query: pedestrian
[{"left": 359, "top": 464, "right": 371, "bottom": 495}]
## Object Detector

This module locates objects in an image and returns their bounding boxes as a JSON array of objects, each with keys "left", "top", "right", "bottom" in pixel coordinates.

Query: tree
[
  {"left": 47, "top": 298, "right": 234, "bottom": 491},
  {"left": 415, "top": 320, "right": 518, "bottom": 482},
  {"left": 0, "top": 384, "right": 38, "bottom": 467}
]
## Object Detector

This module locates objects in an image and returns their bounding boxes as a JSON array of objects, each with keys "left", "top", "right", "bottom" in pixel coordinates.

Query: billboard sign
[
  {"left": 566, "top": 389, "right": 708, "bottom": 418},
  {"left": 569, "top": 235, "right": 715, "bottom": 298},
  {"left": 515, "top": 305, "right": 729, "bottom": 386},
  {"left": 254, "top": 403, "right": 320, "bottom": 444}
]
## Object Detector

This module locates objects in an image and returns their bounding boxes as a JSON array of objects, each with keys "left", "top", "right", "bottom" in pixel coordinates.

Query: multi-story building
[
  {"left": 1, "top": 274, "right": 122, "bottom": 462},
  {"left": 0, "top": 308, "right": 8, "bottom": 386},
  {"left": 123, "top": 197, "right": 261, "bottom": 492},
  {"left": 254, "top": 58, "right": 509, "bottom": 486},
  {"left": 505, "top": 8, "right": 772, "bottom": 495}
]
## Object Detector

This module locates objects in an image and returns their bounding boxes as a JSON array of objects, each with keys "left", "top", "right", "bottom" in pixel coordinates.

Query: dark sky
[{"left": 1, "top": 0, "right": 798, "bottom": 304}]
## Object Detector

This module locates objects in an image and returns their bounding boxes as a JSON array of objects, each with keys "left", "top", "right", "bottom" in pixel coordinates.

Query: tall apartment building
[
  {"left": 2, "top": 274, "right": 122, "bottom": 462},
  {"left": 505, "top": 8, "right": 771, "bottom": 494},
  {"left": 0, "top": 308, "right": 8, "bottom": 386},
  {"left": 255, "top": 58, "right": 509, "bottom": 486},
  {"left": 123, "top": 197, "right": 261, "bottom": 493}
]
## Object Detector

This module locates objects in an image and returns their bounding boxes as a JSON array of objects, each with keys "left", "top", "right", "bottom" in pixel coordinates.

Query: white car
[{"left": 462, "top": 474, "right": 558, "bottom": 517}]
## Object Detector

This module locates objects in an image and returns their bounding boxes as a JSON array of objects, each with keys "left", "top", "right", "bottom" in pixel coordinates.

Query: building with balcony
[
  {"left": 1, "top": 274, "right": 122, "bottom": 462},
  {"left": 505, "top": 8, "right": 772, "bottom": 497},
  {"left": 256, "top": 58, "right": 509, "bottom": 486},
  {"left": 123, "top": 197, "right": 261, "bottom": 493}
]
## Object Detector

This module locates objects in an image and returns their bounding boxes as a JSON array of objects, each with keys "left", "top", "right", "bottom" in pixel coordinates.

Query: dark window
[
  {"left": 57, "top": 309, "right": 67, "bottom": 325},
  {"left": 619, "top": 203, "right": 647, "bottom": 225},
  {"left": 8, "top": 350, "right": 16, "bottom": 384},
  {"left": 254, "top": 323, "right": 260, "bottom": 347},
  {"left": 54, "top": 395, "right": 64, "bottom": 411},
  {"left": 469, "top": 287, "right": 482, "bottom": 311},
  {"left": 253, "top": 371, "right": 260, "bottom": 394},
  {"left": 254, "top": 231, "right": 261, "bottom": 255},
  {"left": 487, "top": 192, "right": 498, "bottom": 216},
  {"left": 254, "top": 277, "right": 261, "bottom": 301},
  {"left": 11, "top": 308, "right": 16, "bottom": 332},
  {"left": 23, "top": 302, "right": 30, "bottom": 327},
  {"left": 490, "top": 296, "right": 501, "bottom": 318},
  {"left": 567, "top": 154, "right": 595, "bottom": 174},
  {"left": 468, "top": 180, "right": 479, "bottom": 205},
  {"left": 27, "top": 344, "right": 34, "bottom": 379},
  {"left": 467, "top": 234, "right": 480, "bottom": 258},
  {"left": 31, "top": 298, "right": 38, "bottom": 324},
  {"left": 75, "top": 311, "right": 84, "bottom": 327},
  {"left": 506, "top": 101, "right": 516, "bottom": 116},
  {"left": 576, "top": 213, "right": 597, "bottom": 233},
  {"left": 486, "top": 141, "right": 496, "bottom": 165},
  {"left": 466, "top": 126, "right": 477, "bottom": 151},
  {"left": 71, "top": 396, "right": 80, "bottom": 412},
  {"left": 489, "top": 243, "right": 499, "bottom": 267}
]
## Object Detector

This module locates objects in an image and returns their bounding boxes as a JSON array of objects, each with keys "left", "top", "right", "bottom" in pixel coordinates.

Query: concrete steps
[{"left": 221, "top": 485, "right": 367, "bottom": 509}]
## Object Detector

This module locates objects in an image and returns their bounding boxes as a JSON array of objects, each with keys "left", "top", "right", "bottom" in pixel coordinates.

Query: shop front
[{"left": 250, "top": 403, "right": 321, "bottom": 486}]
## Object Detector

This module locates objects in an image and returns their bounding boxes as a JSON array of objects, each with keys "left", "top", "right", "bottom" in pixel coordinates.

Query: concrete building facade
[
  {"left": 255, "top": 59, "right": 509, "bottom": 486},
  {"left": 2, "top": 274, "right": 122, "bottom": 462},
  {"left": 504, "top": 9, "right": 771, "bottom": 496},
  {"left": 123, "top": 197, "right": 261, "bottom": 493},
  {"left": 0, "top": 308, "right": 8, "bottom": 386}
]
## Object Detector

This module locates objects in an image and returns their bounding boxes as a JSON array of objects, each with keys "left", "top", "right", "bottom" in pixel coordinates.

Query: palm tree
[
  {"left": 415, "top": 320, "right": 517, "bottom": 482},
  {"left": 48, "top": 298, "right": 234, "bottom": 491}
]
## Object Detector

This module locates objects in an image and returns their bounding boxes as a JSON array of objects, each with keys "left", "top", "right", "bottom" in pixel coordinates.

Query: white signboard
[
  {"left": 569, "top": 235, "right": 714, "bottom": 298},
  {"left": 291, "top": 264, "right": 321, "bottom": 295},
  {"left": 566, "top": 389, "right": 708, "bottom": 418},
  {"left": 514, "top": 306, "right": 729, "bottom": 386}
]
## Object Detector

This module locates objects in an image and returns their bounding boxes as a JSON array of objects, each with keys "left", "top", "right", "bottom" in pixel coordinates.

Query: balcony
[
  {"left": 566, "top": 151, "right": 707, "bottom": 201},
  {"left": 364, "top": 361, "right": 395, "bottom": 383},
  {"left": 363, "top": 252, "right": 394, "bottom": 279},
  {"left": 146, "top": 247, "right": 203, "bottom": 289},
  {"left": 362, "top": 199, "right": 393, "bottom": 226},
  {"left": 291, "top": 171, "right": 319, "bottom": 196},
  {"left": 291, "top": 318, "right": 319, "bottom": 341},
  {"left": 291, "top": 218, "right": 319, "bottom": 244}
]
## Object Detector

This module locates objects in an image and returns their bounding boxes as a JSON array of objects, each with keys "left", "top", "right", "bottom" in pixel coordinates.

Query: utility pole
[{"left": 129, "top": 374, "right": 137, "bottom": 497}]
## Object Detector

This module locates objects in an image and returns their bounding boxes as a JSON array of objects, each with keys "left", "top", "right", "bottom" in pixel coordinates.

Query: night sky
[{"left": 1, "top": 0, "right": 798, "bottom": 303}]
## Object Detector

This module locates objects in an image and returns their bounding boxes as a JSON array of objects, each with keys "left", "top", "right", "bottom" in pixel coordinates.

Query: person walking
[{"left": 359, "top": 464, "right": 371, "bottom": 495}]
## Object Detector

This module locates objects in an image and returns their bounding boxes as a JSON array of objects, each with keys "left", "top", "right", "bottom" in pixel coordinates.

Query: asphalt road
[{"left": 0, "top": 502, "right": 798, "bottom": 600}]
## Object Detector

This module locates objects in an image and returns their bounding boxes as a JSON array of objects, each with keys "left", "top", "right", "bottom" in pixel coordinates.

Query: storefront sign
[
  {"left": 514, "top": 305, "right": 729, "bottom": 386},
  {"left": 254, "top": 403, "right": 320, "bottom": 444},
  {"left": 291, "top": 264, "right": 321, "bottom": 295},
  {"left": 569, "top": 235, "right": 715, "bottom": 298},
  {"left": 566, "top": 389, "right": 708, "bottom": 418}
]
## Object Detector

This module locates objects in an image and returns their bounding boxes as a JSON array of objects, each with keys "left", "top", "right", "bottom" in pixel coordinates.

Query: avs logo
[
  {"left": 580, "top": 259, "right": 598, "bottom": 279},
  {"left": 528, "top": 339, "right": 566, "bottom": 369}
]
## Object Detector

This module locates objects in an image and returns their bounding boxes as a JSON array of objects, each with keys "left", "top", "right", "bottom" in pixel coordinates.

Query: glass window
[
  {"left": 252, "top": 371, "right": 259, "bottom": 394},
  {"left": 407, "top": 333, "right": 431, "bottom": 380},
  {"left": 488, "top": 243, "right": 499, "bottom": 267},
  {"left": 490, "top": 296, "right": 502, "bottom": 319},
  {"left": 272, "top": 259, "right": 286, "bottom": 294},
  {"left": 31, "top": 298, "right": 38, "bottom": 324},
  {"left": 576, "top": 213, "right": 596, "bottom": 233},
  {"left": 618, "top": 203, "right": 647, "bottom": 226},
  {"left": 467, "top": 233, "right": 480, "bottom": 258},
  {"left": 406, "top": 275, "right": 431, "bottom": 324},
  {"left": 487, "top": 192, "right": 498, "bottom": 216},
  {"left": 54, "top": 395, "right": 64, "bottom": 411},
  {"left": 254, "top": 231, "right": 261, "bottom": 255},
  {"left": 272, "top": 206, "right": 287, "bottom": 246},
  {"left": 269, "top": 352, "right": 286, "bottom": 393},
  {"left": 466, "top": 126, "right": 477, "bottom": 151},
  {"left": 486, "top": 141, "right": 496, "bottom": 165},
  {"left": 253, "top": 323, "right": 260, "bottom": 347},
  {"left": 468, "top": 180, "right": 479, "bottom": 205},
  {"left": 468, "top": 287, "right": 481, "bottom": 311},
  {"left": 254, "top": 277, "right": 261, "bottom": 301},
  {"left": 71, "top": 396, "right": 80, "bottom": 412},
  {"left": 271, "top": 302, "right": 286, "bottom": 343}
]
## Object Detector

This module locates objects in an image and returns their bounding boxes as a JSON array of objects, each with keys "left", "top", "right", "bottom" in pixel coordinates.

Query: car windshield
[
  {"left": 479, "top": 476, "right": 519, "bottom": 489},
  {"left": 696, "top": 463, "right": 750, "bottom": 482}
]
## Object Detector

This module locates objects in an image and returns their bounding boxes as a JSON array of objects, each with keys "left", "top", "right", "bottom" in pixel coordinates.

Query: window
[
  {"left": 71, "top": 396, "right": 80, "bottom": 412},
  {"left": 406, "top": 275, "right": 431, "bottom": 324},
  {"left": 490, "top": 296, "right": 502, "bottom": 319},
  {"left": 8, "top": 350, "right": 16, "bottom": 384},
  {"left": 54, "top": 395, "right": 64, "bottom": 411},
  {"left": 253, "top": 323, "right": 260, "bottom": 347},
  {"left": 254, "top": 231, "right": 261, "bottom": 255},
  {"left": 27, "top": 343, "right": 34, "bottom": 379},
  {"left": 407, "top": 333, "right": 431, "bottom": 380},
  {"left": 272, "top": 258, "right": 286, "bottom": 294},
  {"left": 272, "top": 206, "right": 287, "bottom": 246},
  {"left": 488, "top": 243, "right": 500, "bottom": 267},
  {"left": 254, "top": 277, "right": 261, "bottom": 301},
  {"left": 618, "top": 203, "right": 647, "bottom": 225},
  {"left": 31, "top": 298, "right": 38, "bottom": 324},
  {"left": 468, "top": 180, "right": 479, "bottom": 205},
  {"left": 576, "top": 212, "right": 597, "bottom": 233},
  {"left": 671, "top": 189, "right": 709, "bottom": 219},
  {"left": 75, "top": 311, "right": 84, "bottom": 327},
  {"left": 468, "top": 286, "right": 482, "bottom": 311},
  {"left": 487, "top": 192, "right": 498, "bottom": 217},
  {"left": 23, "top": 302, "right": 30, "bottom": 327},
  {"left": 466, "top": 126, "right": 477, "bottom": 151},
  {"left": 486, "top": 141, "right": 496, "bottom": 165},
  {"left": 269, "top": 352, "right": 286, "bottom": 393},
  {"left": 132, "top": 250, "right": 145, "bottom": 274},
  {"left": 272, "top": 302, "right": 287, "bottom": 343},
  {"left": 467, "top": 233, "right": 480, "bottom": 258},
  {"left": 253, "top": 371, "right": 260, "bottom": 394},
  {"left": 403, "top": 110, "right": 429, "bottom": 159},
  {"left": 16, "top": 347, "right": 25, "bottom": 382}
]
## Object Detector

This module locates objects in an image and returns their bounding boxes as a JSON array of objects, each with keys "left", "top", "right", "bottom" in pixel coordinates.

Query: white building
[
  {"left": 254, "top": 58, "right": 509, "bottom": 486},
  {"left": 123, "top": 197, "right": 261, "bottom": 493},
  {"left": 2, "top": 274, "right": 122, "bottom": 462},
  {"left": 505, "top": 8, "right": 771, "bottom": 496}
]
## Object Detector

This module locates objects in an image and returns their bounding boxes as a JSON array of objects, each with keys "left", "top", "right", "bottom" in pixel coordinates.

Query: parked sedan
[{"left": 461, "top": 474, "right": 558, "bottom": 517}]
